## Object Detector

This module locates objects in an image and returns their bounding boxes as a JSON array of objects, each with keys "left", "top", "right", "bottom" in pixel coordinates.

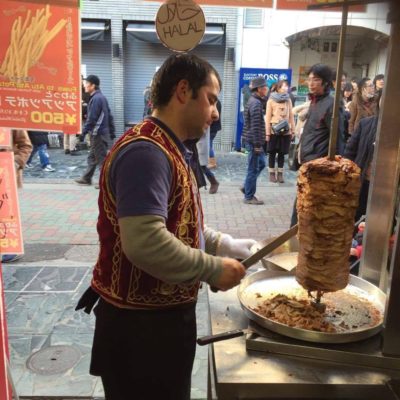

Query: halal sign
[{"left": 156, "top": 0, "right": 206, "bottom": 52}]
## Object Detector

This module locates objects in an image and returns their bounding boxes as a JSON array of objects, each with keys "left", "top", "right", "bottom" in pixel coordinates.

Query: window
[{"left": 244, "top": 8, "right": 263, "bottom": 28}]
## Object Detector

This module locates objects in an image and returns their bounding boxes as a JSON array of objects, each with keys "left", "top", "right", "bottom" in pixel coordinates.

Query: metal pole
[{"left": 328, "top": 1, "right": 349, "bottom": 160}]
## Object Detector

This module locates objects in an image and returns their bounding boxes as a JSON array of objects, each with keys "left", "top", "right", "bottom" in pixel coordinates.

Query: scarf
[{"left": 270, "top": 92, "right": 290, "bottom": 103}]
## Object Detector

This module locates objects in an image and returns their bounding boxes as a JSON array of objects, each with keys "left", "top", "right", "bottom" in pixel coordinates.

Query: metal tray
[{"left": 238, "top": 269, "right": 386, "bottom": 344}]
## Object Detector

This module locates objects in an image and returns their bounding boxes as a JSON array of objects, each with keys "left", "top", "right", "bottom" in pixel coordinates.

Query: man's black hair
[
  {"left": 151, "top": 54, "right": 222, "bottom": 109},
  {"left": 373, "top": 74, "right": 384, "bottom": 85},
  {"left": 307, "top": 64, "right": 333, "bottom": 90},
  {"left": 357, "top": 77, "right": 371, "bottom": 92}
]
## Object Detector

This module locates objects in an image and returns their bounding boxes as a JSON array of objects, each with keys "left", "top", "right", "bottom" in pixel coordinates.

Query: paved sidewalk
[{"left": 4, "top": 152, "right": 297, "bottom": 399}]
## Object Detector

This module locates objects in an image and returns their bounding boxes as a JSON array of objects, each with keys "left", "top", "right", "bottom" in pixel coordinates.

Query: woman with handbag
[{"left": 265, "top": 80, "right": 295, "bottom": 183}]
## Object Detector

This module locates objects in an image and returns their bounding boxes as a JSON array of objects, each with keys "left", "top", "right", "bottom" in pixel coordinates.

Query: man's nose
[{"left": 212, "top": 107, "right": 219, "bottom": 121}]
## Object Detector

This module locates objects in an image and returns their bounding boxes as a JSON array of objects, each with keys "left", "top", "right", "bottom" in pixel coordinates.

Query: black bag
[{"left": 272, "top": 119, "right": 290, "bottom": 135}]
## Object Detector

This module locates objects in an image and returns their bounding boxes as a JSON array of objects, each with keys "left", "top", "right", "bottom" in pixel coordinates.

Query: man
[
  {"left": 241, "top": 76, "right": 268, "bottom": 205},
  {"left": 290, "top": 64, "right": 345, "bottom": 226},
  {"left": 207, "top": 98, "right": 221, "bottom": 169},
  {"left": 75, "top": 75, "right": 115, "bottom": 186},
  {"left": 76, "top": 54, "right": 255, "bottom": 400}
]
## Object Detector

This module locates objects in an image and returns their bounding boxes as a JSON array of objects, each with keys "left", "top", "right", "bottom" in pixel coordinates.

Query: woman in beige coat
[{"left": 265, "top": 80, "right": 295, "bottom": 183}]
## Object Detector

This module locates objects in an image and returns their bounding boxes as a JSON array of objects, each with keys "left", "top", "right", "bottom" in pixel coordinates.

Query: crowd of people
[{"left": 240, "top": 64, "right": 384, "bottom": 214}]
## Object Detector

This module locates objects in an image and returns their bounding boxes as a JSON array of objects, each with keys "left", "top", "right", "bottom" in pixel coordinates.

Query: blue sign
[{"left": 235, "top": 67, "right": 292, "bottom": 150}]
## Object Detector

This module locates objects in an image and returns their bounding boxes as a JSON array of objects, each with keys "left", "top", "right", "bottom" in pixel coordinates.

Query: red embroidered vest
[{"left": 91, "top": 120, "right": 203, "bottom": 309}]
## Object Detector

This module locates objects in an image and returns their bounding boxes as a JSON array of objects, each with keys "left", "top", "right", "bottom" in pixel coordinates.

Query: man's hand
[
  {"left": 253, "top": 147, "right": 263, "bottom": 154},
  {"left": 213, "top": 258, "right": 246, "bottom": 291},
  {"left": 266, "top": 135, "right": 271, "bottom": 142}
]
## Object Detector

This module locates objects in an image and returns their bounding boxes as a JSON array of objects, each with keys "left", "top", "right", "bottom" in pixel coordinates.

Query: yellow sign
[{"left": 156, "top": 0, "right": 206, "bottom": 52}]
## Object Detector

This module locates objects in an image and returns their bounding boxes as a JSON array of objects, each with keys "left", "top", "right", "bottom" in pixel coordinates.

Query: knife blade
[
  {"left": 210, "top": 224, "right": 298, "bottom": 292},
  {"left": 241, "top": 224, "right": 298, "bottom": 269}
]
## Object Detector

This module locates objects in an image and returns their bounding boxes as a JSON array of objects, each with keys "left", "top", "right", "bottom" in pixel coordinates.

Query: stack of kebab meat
[{"left": 295, "top": 156, "right": 361, "bottom": 303}]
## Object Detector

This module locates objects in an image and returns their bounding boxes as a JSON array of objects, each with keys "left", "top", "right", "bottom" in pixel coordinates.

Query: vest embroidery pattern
[{"left": 92, "top": 120, "right": 203, "bottom": 309}]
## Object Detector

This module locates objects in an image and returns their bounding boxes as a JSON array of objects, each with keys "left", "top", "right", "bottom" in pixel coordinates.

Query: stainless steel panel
[
  {"left": 383, "top": 201, "right": 400, "bottom": 356},
  {"left": 360, "top": 6, "right": 400, "bottom": 289},
  {"left": 208, "top": 285, "right": 400, "bottom": 399}
]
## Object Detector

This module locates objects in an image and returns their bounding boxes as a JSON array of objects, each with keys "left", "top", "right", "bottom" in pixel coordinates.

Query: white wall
[{"left": 240, "top": 2, "right": 390, "bottom": 74}]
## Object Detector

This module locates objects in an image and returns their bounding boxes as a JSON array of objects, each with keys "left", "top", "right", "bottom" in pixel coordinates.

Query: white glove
[{"left": 217, "top": 234, "right": 258, "bottom": 260}]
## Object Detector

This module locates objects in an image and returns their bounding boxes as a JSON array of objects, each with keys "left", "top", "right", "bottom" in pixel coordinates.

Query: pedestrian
[
  {"left": 348, "top": 77, "right": 377, "bottom": 135},
  {"left": 289, "top": 86, "right": 297, "bottom": 107},
  {"left": 143, "top": 82, "right": 153, "bottom": 119},
  {"left": 76, "top": 54, "right": 255, "bottom": 400},
  {"left": 292, "top": 100, "right": 310, "bottom": 139},
  {"left": 265, "top": 80, "right": 295, "bottom": 183},
  {"left": 290, "top": 64, "right": 345, "bottom": 226},
  {"left": 75, "top": 75, "right": 116, "bottom": 186},
  {"left": 207, "top": 99, "right": 221, "bottom": 169},
  {"left": 197, "top": 128, "right": 219, "bottom": 194},
  {"left": 351, "top": 77, "right": 359, "bottom": 93},
  {"left": 25, "top": 131, "right": 55, "bottom": 172},
  {"left": 1, "top": 130, "right": 32, "bottom": 263},
  {"left": 373, "top": 74, "right": 384, "bottom": 97},
  {"left": 241, "top": 76, "right": 268, "bottom": 205},
  {"left": 342, "top": 82, "right": 353, "bottom": 111},
  {"left": 344, "top": 91, "right": 382, "bottom": 221}
]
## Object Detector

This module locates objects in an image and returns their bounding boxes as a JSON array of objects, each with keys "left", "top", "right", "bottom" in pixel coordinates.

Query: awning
[
  {"left": 81, "top": 21, "right": 109, "bottom": 41},
  {"left": 126, "top": 22, "right": 225, "bottom": 45}
]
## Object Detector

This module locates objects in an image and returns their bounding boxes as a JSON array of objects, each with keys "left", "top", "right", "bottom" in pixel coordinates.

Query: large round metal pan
[{"left": 238, "top": 269, "right": 386, "bottom": 344}]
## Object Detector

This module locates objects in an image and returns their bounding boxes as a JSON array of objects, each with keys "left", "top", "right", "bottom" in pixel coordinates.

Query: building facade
[
  {"left": 81, "top": 0, "right": 238, "bottom": 151},
  {"left": 81, "top": 1, "right": 390, "bottom": 152}
]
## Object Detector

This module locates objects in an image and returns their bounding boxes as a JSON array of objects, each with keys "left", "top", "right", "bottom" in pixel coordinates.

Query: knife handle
[{"left": 197, "top": 329, "right": 245, "bottom": 346}]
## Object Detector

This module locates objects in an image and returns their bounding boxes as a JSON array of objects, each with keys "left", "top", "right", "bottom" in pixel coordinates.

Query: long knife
[
  {"left": 242, "top": 224, "right": 298, "bottom": 269},
  {"left": 211, "top": 224, "right": 298, "bottom": 292}
]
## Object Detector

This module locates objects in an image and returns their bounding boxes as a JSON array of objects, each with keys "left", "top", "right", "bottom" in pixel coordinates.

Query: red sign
[
  {"left": 146, "top": 0, "right": 273, "bottom": 7},
  {"left": 0, "top": 264, "right": 11, "bottom": 400},
  {"left": 0, "top": 152, "right": 23, "bottom": 255},
  {"left": 0, "top": 1, "right": 81, "bottom": 133},
  {"left": 0, "top": 129, "right": 12, "bottom": 149},
  {"left": 276, "top": 0, "right": 365, "bottom": 12}
]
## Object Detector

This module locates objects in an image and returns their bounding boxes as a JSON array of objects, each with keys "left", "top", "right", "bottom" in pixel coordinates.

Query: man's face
[
  {"left": 307, "top": 73, "right": 324, "bottom": 95},
  {"left": 376, "top": 78, "right": 384, "bottom": 90},
  {"left": 84, "top": 81, "right": 96, "bottom": 94},
  {"left": 257, "top": 86, "right": 268, "bottom": 97},
  {"left": 340, "top": 75, "right": 347, "bottom": 91},
  {"left": 183, "top": 73, "right": 220, "bottom": 140}
]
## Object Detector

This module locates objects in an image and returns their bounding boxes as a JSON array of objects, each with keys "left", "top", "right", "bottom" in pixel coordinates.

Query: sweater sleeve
[
  {"left": 249, "top": 100, "right": 264, "bottom": 147},
  {"left": 12, "top": 130, "right": 32, "bottom": 168},
  {"left": 265, "top": 100, "right": 272, "bottom": 136},
  {"left": 344, "top": 122, "right": 362, "bottom": 162},
  {"left": 288, "top": 100, "right": 295, "bottom": 133},
  {"left": 82, "top": 95, "right": 102, "bottom": 135},
  {"left": 348, "top": 100, "right": 357, "bottom": 134},
  {"left": 119, "top": 215, "right": 223, "bottom": 286}
]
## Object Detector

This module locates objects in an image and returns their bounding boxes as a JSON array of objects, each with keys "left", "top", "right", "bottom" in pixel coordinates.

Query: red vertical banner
[
  {"left": 0, "top": 263, "right": 11, "bottom": 400},
  {"left": 0, "top": 152, "right": 24, "bottom": 255},
  {"left": 0, "top": 0, "right": 81, "bottom": 133},
  {"left": 0, "top": 129, "right": 12, "bottom": 149}
]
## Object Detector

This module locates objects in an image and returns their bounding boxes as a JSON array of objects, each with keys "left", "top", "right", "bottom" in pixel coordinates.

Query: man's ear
[{"left": 175, "top": 79, "right": 190, "bottom": 104}]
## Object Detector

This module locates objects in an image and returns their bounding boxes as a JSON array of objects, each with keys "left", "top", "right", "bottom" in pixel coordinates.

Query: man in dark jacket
[
  {"left": 75, "top": 75, "right": 116, "bottom": 186},
  {"left": 241, "top": 77, "right": 268, "bottom": 205},
  {"left": 291, "top": 64, "right": 345, "bottom": 226}
]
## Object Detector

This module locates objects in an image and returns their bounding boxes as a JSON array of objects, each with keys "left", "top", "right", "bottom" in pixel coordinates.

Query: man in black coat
[
  {"left": 241, "top": 77, "right": 268, "bottom": 205},
  {"left": 75, "top": 75, "right": 116, "bottom": 186},
  {"left": 291, "top": 64, "right": 345, "bottom": 226}
]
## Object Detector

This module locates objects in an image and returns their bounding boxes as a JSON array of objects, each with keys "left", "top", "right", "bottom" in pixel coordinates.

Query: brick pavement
[{"left": 20, "top": 180, "right": 296, "bottom": 247}]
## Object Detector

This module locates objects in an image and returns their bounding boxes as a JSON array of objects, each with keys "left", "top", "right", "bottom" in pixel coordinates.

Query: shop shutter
[
  {"left": 124, "top": 40, "right": 225, "bottom": 125},
  {"left": 81, "top": 32, "right": 113, "bottom": 111}
]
